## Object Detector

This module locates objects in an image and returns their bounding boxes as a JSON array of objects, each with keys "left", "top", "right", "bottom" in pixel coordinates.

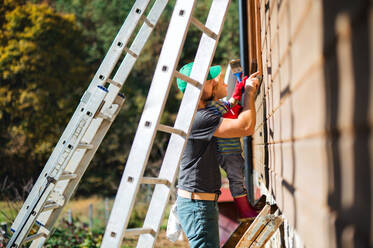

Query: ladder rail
[
  {"left": 101, "top": 1, "right": 198, "bottom": 247},
  {"left": 137, "top": 0, "right": 231, "bottom": 246}
]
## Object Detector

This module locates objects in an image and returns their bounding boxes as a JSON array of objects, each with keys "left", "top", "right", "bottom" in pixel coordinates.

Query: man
[
  {"left": 176, "top": 62, "right": 259, "bottom": 247},
  {"left": 206, "top": 72, "right": 258, "bottom": 221}
]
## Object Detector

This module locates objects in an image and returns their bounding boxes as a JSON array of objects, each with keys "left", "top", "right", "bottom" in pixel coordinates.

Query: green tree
[
  {"left": 53, "top": 0, "right": 137, "bottom": 66},
  {"left": 0, "top": 1, "right": 89, "bottom": 193}
]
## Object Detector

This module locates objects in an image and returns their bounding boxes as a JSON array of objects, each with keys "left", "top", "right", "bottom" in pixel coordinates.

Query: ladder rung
[
  {"left": 124, "top": 47, "right": 138, "bottom": 58},
  {"left": 42, "top": 203, "right": 61, "bottom": 212},
  {"left": 107, "top": 78, "right": 122, "bottom": 88},
  {"left": 77, "top": 143, "right": 94, "bottom": 149},
  {"left": 124, "top": 227, "right": 156, "bottom": 237},
  {"left": 190, "top": 17, "right": 217, "bottom": 39},
  {"left": 158, "top": 124, "right": 186, "bottom": 137},
  {"left": 140, "top": 15, "right": 155, "bottom": 28},
  {"left": 174, "top": 71, "right": 202, "bottom": 89},
  {"left": 24, "top": 232, "right": 47, "bottom": 243},
  {"left": 141, "top": 177, "right": 171, "bottom": 187},
  {"left": 97, "top": 113, "right": 114, "bottom": 121},
  {"left": 59, "top": 172, "right": 77, "bottom": 181}
]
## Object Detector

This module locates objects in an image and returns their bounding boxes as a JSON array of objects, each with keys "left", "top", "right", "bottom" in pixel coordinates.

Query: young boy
[{"left": 206, "top": 73, "right": 258, "bottom": 221}]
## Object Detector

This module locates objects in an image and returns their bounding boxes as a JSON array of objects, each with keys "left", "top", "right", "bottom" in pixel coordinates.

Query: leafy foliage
[
  {"left": 0, "top": 1, "right": 88, "bottom": 194},
  {"left": 45, "top": 219, "right": 102, "bottom": 248}
]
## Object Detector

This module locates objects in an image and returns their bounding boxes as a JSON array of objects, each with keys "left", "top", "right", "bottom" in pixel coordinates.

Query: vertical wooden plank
[
  {"left": 260, "top": 0, "right": 266, "bottom": 47},
  {"left": 255, "top": 0, "right": 263, "bottom": 75},
  {"left": 269, "top": 0, "right": 279, "bottom": 77},
  {"left": 369, "top": 6, "right": 373, "bottom": 244},
  {"left": 248, "top": 0, "right": 258, "bottom": 72},
  {"left": 333, "top": 16, "right": 360, "bottom": 247}
]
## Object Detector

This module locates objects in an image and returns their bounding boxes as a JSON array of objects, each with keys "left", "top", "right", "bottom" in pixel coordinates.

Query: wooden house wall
[{"left": 251, "top": 0, "right": 373, "bottom": 247}]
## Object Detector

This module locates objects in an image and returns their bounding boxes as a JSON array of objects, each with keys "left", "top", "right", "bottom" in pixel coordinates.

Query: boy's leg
[
  {"left": 176, "top": 196, "right": 219, "bottom": 248},
  {"left": 220, "top": 154, "right": 257, "bottom": 219},
  {"left": 219, "top": 153, "right": 247, "bottom": 196}
]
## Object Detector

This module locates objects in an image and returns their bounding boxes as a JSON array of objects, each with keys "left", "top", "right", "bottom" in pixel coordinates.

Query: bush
[{"left": 46, "top": 218, "right": 103, "bottom": 248}]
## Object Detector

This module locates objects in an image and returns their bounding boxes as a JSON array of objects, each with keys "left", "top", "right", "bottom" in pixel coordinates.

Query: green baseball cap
[{"left": 176, "top": 62, "right": 221, "bottom": 93}]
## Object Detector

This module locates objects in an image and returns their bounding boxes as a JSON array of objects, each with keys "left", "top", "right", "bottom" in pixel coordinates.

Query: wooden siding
[{"left": 251, "top": 0, "right": 373, "bottom": 247}]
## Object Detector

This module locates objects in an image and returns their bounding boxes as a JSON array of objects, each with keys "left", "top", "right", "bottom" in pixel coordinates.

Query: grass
[
  {"left": 0, "top": 196, "right": 188, "bottom": 248},
  {"left": 0, "top": 201, "right": 22, "bottom": 224}
]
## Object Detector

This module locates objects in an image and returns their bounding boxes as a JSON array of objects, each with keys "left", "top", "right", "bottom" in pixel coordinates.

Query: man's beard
[{"left": 201, "top": 91, "right": 214, "bottom": 103}]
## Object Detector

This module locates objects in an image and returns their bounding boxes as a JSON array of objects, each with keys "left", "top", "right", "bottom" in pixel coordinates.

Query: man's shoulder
[
  {"left": 206, "top": 100, "right": 228, "bottom": 109},
  {"left": 197, "top": 107, "right": 219, "bottom": 118},
  {"left": 205, "top": 100, "right": 228, "bottom": 115},
  {"left": 193, "top": 107, "right": 221, "bottom": 127}
]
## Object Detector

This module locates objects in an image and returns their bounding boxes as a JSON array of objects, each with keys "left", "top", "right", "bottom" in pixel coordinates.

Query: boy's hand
[{"left": 232, "top": 76, "right": 247, "bottom": 100}]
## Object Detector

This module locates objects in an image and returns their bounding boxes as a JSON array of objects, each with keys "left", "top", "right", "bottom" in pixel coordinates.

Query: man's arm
[{"left": 214, "top": 72, "right": 259, "bottom": 138}]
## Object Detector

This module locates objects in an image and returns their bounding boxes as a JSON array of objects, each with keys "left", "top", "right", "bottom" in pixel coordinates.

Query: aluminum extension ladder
[
  {"left": 101, "top": 0, "right": 231, "bottom": 247},
  {"left": 7, "top": 0, "right": 170, "bottom": 247}
]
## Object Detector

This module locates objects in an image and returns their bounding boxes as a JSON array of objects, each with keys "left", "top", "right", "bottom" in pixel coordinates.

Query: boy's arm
[
  {"left": 228, "top": 76, "right": 248, "bottom": 107},
  {"left": 228, "top": 97, "right": 239, "bottom": 107}
]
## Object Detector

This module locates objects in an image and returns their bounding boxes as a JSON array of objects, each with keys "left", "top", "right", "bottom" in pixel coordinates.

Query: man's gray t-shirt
[{"left": 177, "top": 108, "right": 222, "bottom": 194}]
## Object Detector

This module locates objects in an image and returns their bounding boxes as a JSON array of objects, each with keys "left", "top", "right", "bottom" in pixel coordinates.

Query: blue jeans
[{"left": 176, "top": 196, "right": 219, "bottom": 248}]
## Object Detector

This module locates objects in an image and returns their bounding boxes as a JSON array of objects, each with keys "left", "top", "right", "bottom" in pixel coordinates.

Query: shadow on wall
[{"left": 322, "top": 0, "right": 372, "bottom": 247}]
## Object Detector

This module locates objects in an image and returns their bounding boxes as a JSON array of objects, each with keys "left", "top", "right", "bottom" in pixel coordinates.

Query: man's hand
[{"left": 245, "top": 71, "right": 260, "bottom": 94}]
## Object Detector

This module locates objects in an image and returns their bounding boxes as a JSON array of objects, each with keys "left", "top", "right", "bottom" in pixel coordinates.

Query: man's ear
[
  {"left": 201, "top": 80, "right": 214, "bottom": 102},
  {"left": 211, "top": 78, "right": 218, "bottom": 90}
]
